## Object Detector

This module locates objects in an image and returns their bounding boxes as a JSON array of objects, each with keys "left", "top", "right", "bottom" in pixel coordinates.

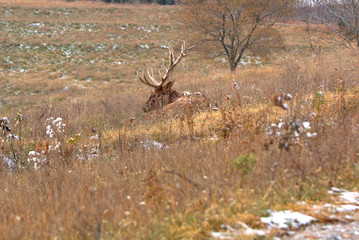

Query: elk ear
[{"left": 164, "top": 81, "right": 175, "bottom": 90}]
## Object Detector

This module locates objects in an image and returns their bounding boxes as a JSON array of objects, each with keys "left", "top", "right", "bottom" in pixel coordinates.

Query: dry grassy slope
[
  {"left": 0, "top": 1, "right": 350, "bottom": 119},
  {"left": 0, "top": 1, "right": 359, "bottom": 240}
]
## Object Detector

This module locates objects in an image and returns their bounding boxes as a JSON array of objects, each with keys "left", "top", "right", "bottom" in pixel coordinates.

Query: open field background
[{"left": 0, "top": 1, "right": 359, "bottom": 239}]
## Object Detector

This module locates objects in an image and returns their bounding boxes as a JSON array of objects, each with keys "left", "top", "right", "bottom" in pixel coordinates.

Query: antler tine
[
  {"left": 167, "top": 46, "right": 175, "bottom": 68},
  {"left": 138, "top": 41, "right": 193, "bottom": 89},
  {"left": 137, "top": 70, "right": 158, "bottom": 88},
  {"left": 147, "top": 68, "right": 161, "bottom": 86},
  {"left": 182, "top": 40, "right": 194, "bottom": 56},
  {"left": 181, "top": 41, "right": 186, "bottom": 54},
  {"left": 162, "top": 59, "right": 169, "bottom": 72},
  {"left": 160, "top": 41, "right": 190, "bottom": 82}
]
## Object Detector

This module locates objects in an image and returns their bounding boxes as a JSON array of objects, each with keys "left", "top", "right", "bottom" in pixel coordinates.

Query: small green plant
[
  {"left": 233, "top": 153, "right": 257, "bottom": 178},
  {"left": 313, "top": 91, "right": 325, "bottom": 111}
]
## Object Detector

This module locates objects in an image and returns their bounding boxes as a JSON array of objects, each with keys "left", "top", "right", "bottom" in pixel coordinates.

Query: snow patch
[
  {"left": 302, "top": 121, "right": 311, "bottom": 129},
  {"left": 183, "top": 91, "right": 191, "bottom": 97},
  {"left": 1, "top": 154, "right": 14, "bottom": 169},
  {"left": 211, "top": 232, "right": 233, "bottom": 239},
  {"left": 340, "top": 192, "right": 359, "bottom": 205},
  {"left": 211, "top": 222, "right": 267, "bottom": 239},
  {"left": 329, "top": 187, "right": 359, "bottom": 205},
  {"left": 139, "top": 43, "right": 149, "bottom": 49},
  {"left": 260, "top": 210, "right": 317, "bottom": 229},
  {"left": 141, "top": 140, "right": 166, "bottom": 150},
  {"left": 335, "top": 204, "right": 359, "bottom": 213}
]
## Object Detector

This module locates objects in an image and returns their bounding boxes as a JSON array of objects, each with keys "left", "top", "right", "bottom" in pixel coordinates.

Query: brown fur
[
  {"left": 161, "top": 93, "right": 209, "bottom": 116},
  {"left": 138, "top": 42, "right": 194, "bottom": 113},
  {"left": 143, "top": 81, "right": 180, "bottom": 112}
]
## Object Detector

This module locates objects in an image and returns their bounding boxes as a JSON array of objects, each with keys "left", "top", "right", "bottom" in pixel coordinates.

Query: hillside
[{"left": 0, "top": 1, "right": 359, "bottom": 239}]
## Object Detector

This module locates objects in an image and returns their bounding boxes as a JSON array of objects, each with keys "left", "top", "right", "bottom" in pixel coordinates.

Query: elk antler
[{"left": 137, "top": 41, "right": 192, "bottom": 89}]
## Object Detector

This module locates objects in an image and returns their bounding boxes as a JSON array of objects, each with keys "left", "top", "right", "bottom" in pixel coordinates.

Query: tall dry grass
[{"left": 0, "top": 2, "right": 359, "bottom": 239}]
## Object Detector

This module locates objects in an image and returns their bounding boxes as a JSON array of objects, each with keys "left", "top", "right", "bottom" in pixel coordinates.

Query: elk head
[{"left": 137, "top": 41, "right": 191, "bottom": 112}]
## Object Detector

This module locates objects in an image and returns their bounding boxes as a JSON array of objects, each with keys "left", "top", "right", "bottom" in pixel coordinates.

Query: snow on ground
[
  {"left": 339, "top": 192, "right": 359, "bottom": 205},
  {"left": 0, "top": 154, "right": 14, "bottom": 169},
  {"left": 260, "top": 210, "right": 317, "bottom": 229},
  {"left": 314, "top": 203, "right": 359, "bottom": 213},
  {"left": 141, "top": 140, "right": 167, "bottom": 150},
  {"left": 211, "top": 222, "right": 267, "bottom": 239},
  {"left": 335, "top": 204, "right": 359, "bottom": 213},
  {"left": 211, "top": 187, "right": 359, "bottom": 239},
  {"left": 284, "top": 218, "right": 359, "bottom": 240},
  {"left": 211, "top": 211, "right": 317, "bottom": 239}
]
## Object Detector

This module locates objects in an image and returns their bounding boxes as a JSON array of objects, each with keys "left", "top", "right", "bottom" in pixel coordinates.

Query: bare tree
[
  {"left": 311, "top": 0, "right": 359, "bottom": 50},
  {"left": 180, "top": 0, "right": 294, "bottom": 71}
]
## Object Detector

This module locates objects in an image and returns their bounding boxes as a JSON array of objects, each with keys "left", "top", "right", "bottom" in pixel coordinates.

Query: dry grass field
[{"left": 0, "top": 1, "right": 359, "bottom": 239}]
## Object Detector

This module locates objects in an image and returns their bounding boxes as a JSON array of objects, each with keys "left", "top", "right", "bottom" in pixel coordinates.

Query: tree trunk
[
  {"left": 229, "top": 60, "right": 238, "bottom": 72},
  {"left": 230, "top": 64, "right": 237, "bottom": 72}
]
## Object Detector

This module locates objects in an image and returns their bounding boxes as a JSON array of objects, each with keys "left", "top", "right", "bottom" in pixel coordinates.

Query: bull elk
[{"left": 137, "top": 41, "right": 194, "bottom": 113}]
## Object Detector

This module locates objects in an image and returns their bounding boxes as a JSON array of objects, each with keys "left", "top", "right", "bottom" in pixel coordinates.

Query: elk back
[{"left": 162, "top": 92, "right": 209, "bottom": 116}]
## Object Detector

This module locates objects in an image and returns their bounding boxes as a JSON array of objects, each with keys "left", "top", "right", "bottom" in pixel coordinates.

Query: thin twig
[{"left": 164, "top": 170, "right": 202, "bottom": 190}]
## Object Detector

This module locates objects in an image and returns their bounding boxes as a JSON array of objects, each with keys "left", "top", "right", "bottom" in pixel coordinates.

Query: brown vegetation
[
  {"left": 310, "top": 0, "right": 359, "bottom": 50},
  {"left": 0, "top": 1, "right": 358, "bottom": 239}
]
